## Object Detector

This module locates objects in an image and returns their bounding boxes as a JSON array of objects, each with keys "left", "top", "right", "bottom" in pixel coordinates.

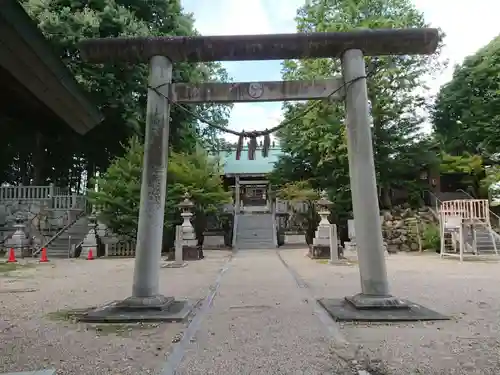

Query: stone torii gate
[{"left": 78, "top": 29, "right": 447, "bottom": 322}]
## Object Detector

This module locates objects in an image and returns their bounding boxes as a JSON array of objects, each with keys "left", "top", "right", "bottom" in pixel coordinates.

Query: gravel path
[
  {"left": 172, "top": 249, "right": 360, "bottom": 375},
  {"left": 0, "top": 251, "right": 231, "bottom": 375},
  {"left": 4, "top": 249, "right": 496, "bottom": 375},
  {"left": 280, "top": 249, "right": 500, "bottom": 375}
]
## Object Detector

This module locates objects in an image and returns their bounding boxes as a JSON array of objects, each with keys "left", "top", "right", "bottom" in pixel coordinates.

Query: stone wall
[{"left": 382, "top": 205, "right": 436, "bottom": 252}]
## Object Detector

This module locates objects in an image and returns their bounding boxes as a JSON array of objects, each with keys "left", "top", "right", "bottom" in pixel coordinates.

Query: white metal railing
[
  {"left": 440, "top": 199, "right": 490, "bottom": 224},
  {"left": 455, "top": 189, "right": 500, "bottom": 230},
  {"left": 440, "top": 198, "right": 499, "bottom": 260}
]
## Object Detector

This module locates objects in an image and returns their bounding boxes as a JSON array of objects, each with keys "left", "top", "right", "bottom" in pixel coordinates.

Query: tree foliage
[
  {"left": 480, "top": 166, "right": 500, "bottom": 203},
  {"left": 1, "top": 0, "right": 230, "bottom": 189},
  {"left": 273, "top": 0, "right": 442, "bottom": 212},
  {"left": 277, "top": 181, "right": 319, "bottom": 203},
  {"left": 89, "top": 137, "right": 230, "bottom": 244},
  {"left": 433, "top": 35, "right": 500, "bottom": 156},
  {"left": 276, "top": 181, "right": 320, "bottom": 244},
  {"left": 440, "top": 152, "right": 483, "bottom": 175}
]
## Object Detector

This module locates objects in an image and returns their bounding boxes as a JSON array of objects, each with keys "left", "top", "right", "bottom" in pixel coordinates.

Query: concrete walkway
[{"left": 165, "top": 250, "right": 360, "bottom": 375}]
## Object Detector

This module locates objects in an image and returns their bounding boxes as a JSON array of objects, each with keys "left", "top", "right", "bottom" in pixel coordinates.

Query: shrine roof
[{"left": 215, "top": 147, "right": 283, "bottom": 175}]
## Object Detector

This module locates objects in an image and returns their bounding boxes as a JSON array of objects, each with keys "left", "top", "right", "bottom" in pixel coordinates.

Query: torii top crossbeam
[{"left": 78, "top": 28, "right": 439, "bottom": 63}]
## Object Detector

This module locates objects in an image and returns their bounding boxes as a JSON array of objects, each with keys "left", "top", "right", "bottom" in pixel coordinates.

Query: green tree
[
  {"left": 89, "top": 137, "right": 231, "bottom": 247},
  {"left": 433, "top": 35, "right": 500, "bottom": 156},
  {"left": 480, "top": 166, "right": 500, "bottom": 204},
  {"left": 276, "top": 181, "right": 320, "bottom": 244},
  {"left": 275, "top": 0, "right": 443, "bottom": 211},
  {"left": 272, "top": 103, "right": 352, "bottom": 219},
  {"left": 439, "top": 152, "right": 484, "bottom": 197}
]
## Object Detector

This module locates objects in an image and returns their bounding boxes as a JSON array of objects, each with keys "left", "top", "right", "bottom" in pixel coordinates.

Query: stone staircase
[
  {"left": 45, "top": 215, "right": 88, "bottom": 258},
  {"left": 464, "top": 225, "right": 500, "bottom": 255},
  {"left": 235, "top": 213, "right": 276, "bottom": 250}
]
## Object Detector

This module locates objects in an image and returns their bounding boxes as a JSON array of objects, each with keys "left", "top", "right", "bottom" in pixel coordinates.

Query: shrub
[{"left": 421, "top": 222, "right": 440, "bottom": 251}]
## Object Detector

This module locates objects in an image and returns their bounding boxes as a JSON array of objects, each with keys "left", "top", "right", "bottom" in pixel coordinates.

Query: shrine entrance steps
[{"left": 235, "top": 212, "right": 275, "bottom": 250}]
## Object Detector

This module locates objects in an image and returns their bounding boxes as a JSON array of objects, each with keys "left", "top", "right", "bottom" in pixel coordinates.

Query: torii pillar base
[
  {"left": 79, "top": 295, "right": 198, "bottom": 323},
  {"left": 318, "top": 294, "right": 449, "bottom": 322}
]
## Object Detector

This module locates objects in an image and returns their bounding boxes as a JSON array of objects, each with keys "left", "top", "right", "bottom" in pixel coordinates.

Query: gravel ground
[
  {"left": 174, "top": 249, "right": 361, "bottom": 375},
  {"left": 0, "top": 251, "right": 231, "bottom": 375},
  {"left": 3, "top": 248, "right": 498, "bottom": 375},
  {"left": 279, "top": 249, "right": 500, "bottom": 375}
]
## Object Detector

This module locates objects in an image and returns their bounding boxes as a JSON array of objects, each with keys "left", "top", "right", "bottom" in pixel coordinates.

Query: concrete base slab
[
  {"left": 328, "top": 259, "right": 345, "bottom": 265},
  {"left": 345, "top": 293, "right": 410, "bottom": 309},
  {"left": 318, "top": 297, "right": 450, "bottom": 322},
  {"left": 161, "top": 261, "right": 187, "bottom": 268},
  {"left": 0, "top": 370, "right": 56, "bottom": 375},
  {"left": 79, "top": 298, "right": 198, "bottom": 323}
]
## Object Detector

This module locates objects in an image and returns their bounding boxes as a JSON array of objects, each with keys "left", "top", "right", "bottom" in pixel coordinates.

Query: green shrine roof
[{"left": 215, "top": 147, "right": 284, "bottom": 175}]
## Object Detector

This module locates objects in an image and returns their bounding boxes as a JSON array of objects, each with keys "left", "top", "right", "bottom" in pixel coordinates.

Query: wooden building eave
[{"left": 0, "top": 0, "right": 103, "bottom": 134}]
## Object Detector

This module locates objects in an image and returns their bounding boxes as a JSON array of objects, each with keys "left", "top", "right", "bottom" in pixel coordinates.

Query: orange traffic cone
[
  {"left": 86, "top": 249, "right": 94, "bottom": 260},
  {"left": 7, "top": 248, "right": 17, "bottom": 263},
  {"left": 39, "top": 247, "right": 49, "bottom": 263}
]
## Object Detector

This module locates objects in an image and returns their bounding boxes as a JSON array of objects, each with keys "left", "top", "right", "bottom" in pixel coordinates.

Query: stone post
[
  {"left": 235, "top": 176, "right": 241, "bottom": 214},
  {"left": 48, "top": 183, "right": 55, "bottom": 198},
  {"left": 126, "top": 55, "right": 173, "bottom": 308},
  {"left": 342, "top": 49, "right": 391, "bottom": 306},
  {"left": 329, "top": 224, "right": 340, "bottom": 264},
  {"left": 175, "top": 225, "right": 183, "bottom": 263},
  {"left": 71, "top": 192, "right": 77, "bottom": 209}
]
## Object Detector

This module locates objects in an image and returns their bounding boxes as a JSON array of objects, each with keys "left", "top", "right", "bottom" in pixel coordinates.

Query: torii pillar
[{"left": 77, "top": 29, "right": 449, "bottom": 322}]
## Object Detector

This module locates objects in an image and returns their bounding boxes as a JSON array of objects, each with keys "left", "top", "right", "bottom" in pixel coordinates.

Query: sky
[{"left": 181, "top": 0, "right": 500, "bottom": 141}]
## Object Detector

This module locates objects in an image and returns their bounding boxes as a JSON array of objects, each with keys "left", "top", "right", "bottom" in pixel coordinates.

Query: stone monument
[
  {"left": 283, "top": 209, "right": 307, "bottom": 248},
  {"left": 202, "top": 212, "right": 227, "bottom": 250},
  {"left": 345, "top": 218, "right": 388, "bottom": 257},
  {"left": 344, "top": 219, "right": 357, "bottom": 254},
  {"left": 163, "top": 225, "right": 188, "bottom": 268},
  {"left": 309, "top": 191, "right": 333, "bottom": 259}
]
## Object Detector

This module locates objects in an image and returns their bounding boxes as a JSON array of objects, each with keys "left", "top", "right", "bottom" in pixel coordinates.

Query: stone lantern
[
  {"left": 177, "top": 192, "right": 198, "bottom": 254},
  {"left": 309, "top": 190, "right": 334, "bottom": 259},
  {"left": 6, "top": 216, "right": 30, "bottom": 258},
  {"left": 80, "top": 214, "right": 98, "bottom": 259},
  {"left": 316, "top": 190, "right": 333, "bottom": 228}
]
